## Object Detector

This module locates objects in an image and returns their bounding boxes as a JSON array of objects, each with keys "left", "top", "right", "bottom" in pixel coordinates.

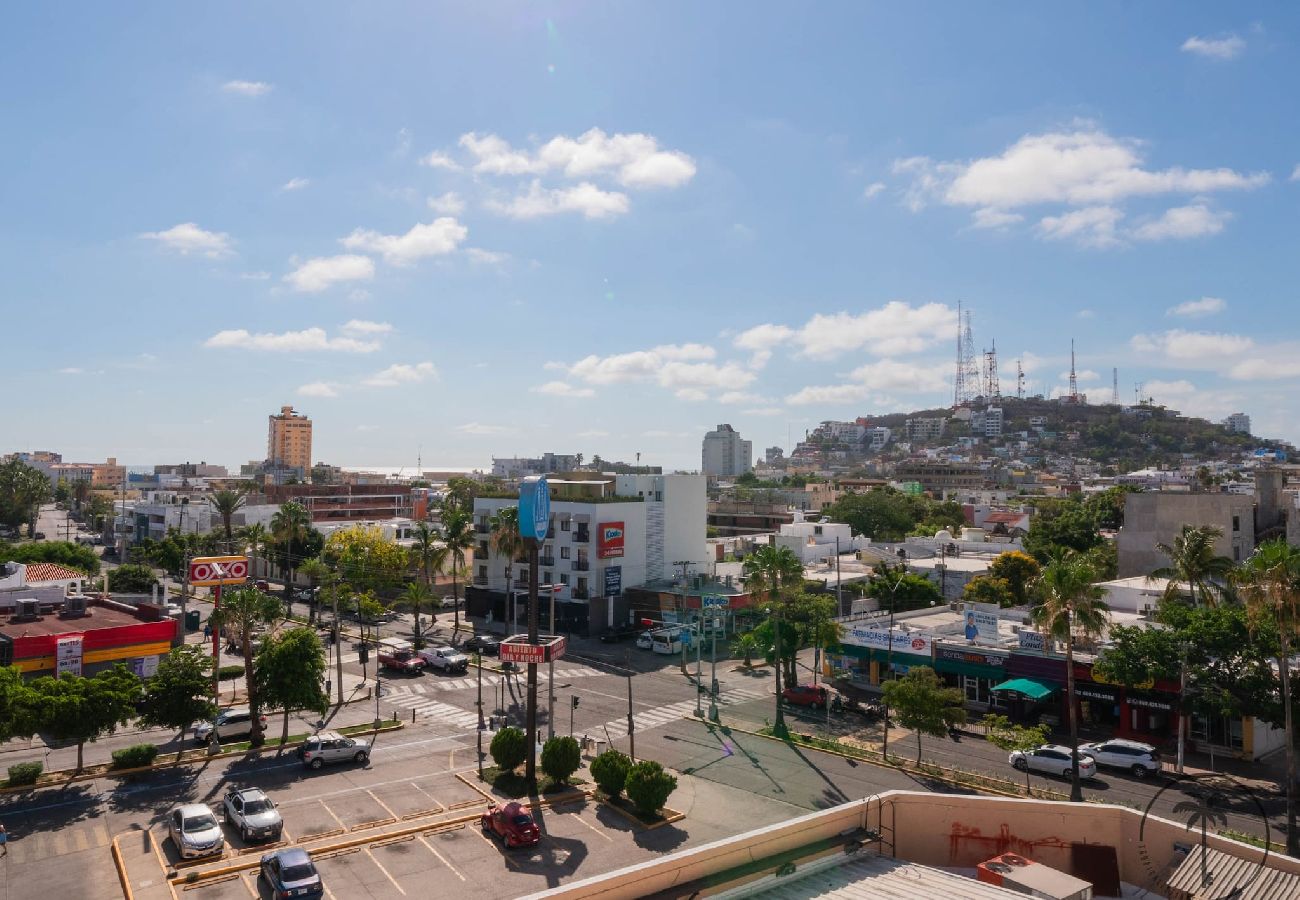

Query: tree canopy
[
  {"left": 256, "top": 627, "right": 329, "bottom": 745},
  {"left": 881, "top": 666, "right": 966, "bottom": 763},
  {"left": 137, "top": 644, "right": 217, "bottom": 745},
  {"left": 322, "top": 525, "right": 408, "bottom": 594}
]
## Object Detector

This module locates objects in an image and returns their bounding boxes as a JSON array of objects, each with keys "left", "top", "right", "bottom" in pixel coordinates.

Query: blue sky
[{"left": 4, "top": 4, "right": 1297, "bottom": 472}]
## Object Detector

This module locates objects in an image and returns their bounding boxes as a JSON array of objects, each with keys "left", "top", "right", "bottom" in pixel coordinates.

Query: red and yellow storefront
[{"left": 7, "top": 619, "right": 176, "bottom": 677}]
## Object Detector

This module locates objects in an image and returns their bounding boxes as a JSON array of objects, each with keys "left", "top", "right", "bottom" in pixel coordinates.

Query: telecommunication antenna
[
  {"left": 1068, "top": 340, "right": 1079, "bottom": 403},
  {"left": 960, "top": 308, "right": 980, "bottom": 404},
  {"left": 953, "top": 300, "right": 967, "bottom": 407},
  {"left": 1111, "top": 368, "right": 1119, "bottom": 405},
  {"left": 1016, "top": 359, "right": 1025, "bottom": 399},
  {"left": 983, "top": 339, "right": 1000, "bottom": 401}
]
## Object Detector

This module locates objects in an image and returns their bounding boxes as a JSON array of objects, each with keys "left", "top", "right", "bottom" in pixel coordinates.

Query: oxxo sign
[
  {"left": 188, "top": 555, "right": 249, "bottom": 587},
  {"left": 518, "top": 475, "right": 550, "bottom": 543}
]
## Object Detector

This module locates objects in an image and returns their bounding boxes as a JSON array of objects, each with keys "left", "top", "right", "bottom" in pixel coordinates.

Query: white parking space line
[
  {"left": 239, "top": 871, "right": 258, "bottom": 899},
  {"left": 365, "top": 847, "right": 407, "bottom": 896},
  {"left": 409, "top": 780, "right": 446, "bottom": 811},
  {"left": 561, "top": 807, "right": 614, "bottom": 843},
  {"left": 318, "top": 799, "right": 348, "bottom": 831},
  {"left": 366, "top": 789, "right": 399, "bottom": 820},
  {"left": 417, "top": 833, "right": 466, "bottom": 881}
]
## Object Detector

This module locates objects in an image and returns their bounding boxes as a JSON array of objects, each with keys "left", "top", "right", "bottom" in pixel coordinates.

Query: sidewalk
[{"left": 111, "top": 825, "right": 173, "bottom": 900}]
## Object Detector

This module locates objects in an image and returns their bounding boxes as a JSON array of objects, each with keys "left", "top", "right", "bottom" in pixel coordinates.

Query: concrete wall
[{"left": 1118, "top": 492, "right": 1255, "bottom": 578}]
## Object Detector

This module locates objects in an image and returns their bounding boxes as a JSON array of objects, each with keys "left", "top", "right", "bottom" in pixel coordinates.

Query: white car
[
  {"left": 635, "top": 632, "right": 654, "bottom": 650},
  {"left": 1009, "top": 744, "right": 1097, "bottom": 780},
  {"left": 194, "top": 707, "right": 269, "bottom": 744},
  {"left": 168, "top": 803, "right": 225, "bottom": 859},
  {"left": 439, "top": 596, "right": 460, "bottom": 609},
  {"left": 1078, "top": 739, "right": 1162, "bottom": 778},
  {"left": 419, "top": 645, "right": 469, "bottom": 674}
]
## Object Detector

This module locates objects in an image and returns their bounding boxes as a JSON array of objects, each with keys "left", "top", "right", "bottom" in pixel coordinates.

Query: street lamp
[{"left": 880, "top": 548, "right": 907, "bottom": 761}]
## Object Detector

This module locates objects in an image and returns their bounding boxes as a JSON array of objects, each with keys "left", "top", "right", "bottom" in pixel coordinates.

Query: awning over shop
[{"left": 992, "top": 677, "right": 1060, "bottom": 700}]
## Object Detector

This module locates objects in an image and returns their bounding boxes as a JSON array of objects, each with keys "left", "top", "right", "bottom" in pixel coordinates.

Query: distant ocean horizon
[{"left": 123, "top": 463, "right": 489, "bottom": 477}]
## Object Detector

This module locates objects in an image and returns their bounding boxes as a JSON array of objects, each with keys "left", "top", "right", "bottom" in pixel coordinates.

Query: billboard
[
  {"left": 962, "top": 602, "right": 1001, "bottom": 643},
  {"left": 189, "top": 555, "right": 249, "bottom": 587},
  {"left": 842, "top": 626, "right": 932, "bottom": 656},
  {"left": 56, "top": 635, "right": 84, "bottom": 677},
  {"left": 597, "top": 522, "right": 625, "bottom": 559},
  {"left": 604, "top": 566, "right": 622, "bottom": 597}
]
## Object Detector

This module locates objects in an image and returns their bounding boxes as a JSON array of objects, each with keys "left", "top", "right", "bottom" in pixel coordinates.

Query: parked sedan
[
  {"left": 260, "top": 848, "right": 323, "bottom": 898},
  {"left": 781, "top": 684, "right": 829, "bottom": 709},
  {"left": 167, "top": 803, "right": 225, "bottom": 859},
  {"left": 1078, "top": 739, "right": 1162, "bottom": 778},
  {"left": 1009, "top": 745, "right": 1097, "bottom": 780},
  {"left": 480, "top": 801, "right": 540, "bottom": 849},
  {"left": 463, "top": 635, "right": 501, "bottom": 656}
]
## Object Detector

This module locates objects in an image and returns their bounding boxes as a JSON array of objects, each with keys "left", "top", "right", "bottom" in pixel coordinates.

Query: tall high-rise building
[
  {"left": 1223, "top": 412, "right": 1251, "bottom": 435},
  {"left": 701, "top": 424, "right": 752, "bottom": 477},
  {"left": 267, "top": 405, "right": 313, "bottom": 476}
]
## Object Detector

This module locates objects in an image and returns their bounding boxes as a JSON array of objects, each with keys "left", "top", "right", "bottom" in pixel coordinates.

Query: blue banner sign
[{"left": 518, "top": 475, "right": 551, "bottom": 542}]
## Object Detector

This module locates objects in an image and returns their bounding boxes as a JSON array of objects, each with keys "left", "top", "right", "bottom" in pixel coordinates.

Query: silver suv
[
  {"left": 1079, "top": 739, "right": 1162, "bottom": 778},
  {"left": 222, "top": 786, "right": 283, "bottom": 843},
  {"left": 298, "top": 731, "right": 371, "bottom": 770}
]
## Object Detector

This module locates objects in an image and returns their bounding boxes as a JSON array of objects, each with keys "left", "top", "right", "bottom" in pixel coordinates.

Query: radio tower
[
  {"left": 983, "top": 340, "right": 1000, "bottom": 402},
  {"left": 1016, "top": 359, "right": 1025, "bottom": 399},
  {"left": 1067, "top": 340, "right": 1079, "bottom": 403},
  {"left": 953, "top": 300, "right": 966, "bottom": 407},
  {"left": 958, "top": 308, "right": 980, "bottom": 404},
  {"left": 1111, "top": 368, "right": 1119, "bottom": 405}
]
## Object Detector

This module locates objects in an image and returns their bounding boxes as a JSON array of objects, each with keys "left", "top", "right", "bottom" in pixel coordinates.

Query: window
[
  {"left": 561, "top": 518, "right": 571, "bottom": 532},
  {"left": 560, "top": 546, "right": 570, "bottom": 559},
  {"left": 577, "top": 577, "right": 587, "bottom": 592},
  {"left": 1232, "top": 515, "right": 1240, "bottom": 532},
  {"left": 560, "top": 574, "right": 569, "bottom": 585},
  {"left": 814, "top": 526, "right": 823, "bottom": 536},
  {"left": 543, "top": 571, "right": 551, "bottom": 583},
  {"left": 1234, "top": 546, "right": 1241, "bottom": 561}
]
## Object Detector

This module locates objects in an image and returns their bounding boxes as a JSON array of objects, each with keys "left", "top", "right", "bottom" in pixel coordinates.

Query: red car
[
  {"left": 480, "top": 802, "right": 540, "bottom": 849},
  {"left": 781, "top": 683, "right": 829, "bottom": 708}
]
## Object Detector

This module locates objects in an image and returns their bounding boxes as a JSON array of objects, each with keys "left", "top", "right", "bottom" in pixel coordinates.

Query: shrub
[
  {"left": 540, "top": 736, "right": 581, "bottom": 785},
  {"left": 490, "top": 726, "right": 528, "bottom": 771},
  {"left": 111, "top": 743, "right": 160, "bottom": 769},
  {"left": 217, "top": 665, "right": 245, "bottom": 680},
  {"left": 590, "top": 749, "right": 631, "bottom": 798},
  {"left": 7, "top": 761, "right": 43, "bottom": 786},
  {"left": 107, "top": 563, "right": 159, "bottom": 593},
  {"left": 624, "top": 760, "right": 677, "bottom": 818}
]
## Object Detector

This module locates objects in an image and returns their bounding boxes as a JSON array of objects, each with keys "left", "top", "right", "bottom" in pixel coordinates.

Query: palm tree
[
  {"left": 240, "top": 522, "right": 269, "bottom": 580},
  {"left": 411, "top": 522, "right": 448, "bottom": 588},
  {"left": 489, "top": 506, "right": 526, "bottom": 629},
  {"left": 1236, "top": 539, "right": 1300, "bottom": 856},
  {"left": 442, "top": 507, "right": 475, "bottom": 636},
  {"left": 1032, "top": 550, "right": 1110, "bottom": 802},
  {"left": 209, "top": 488, "right": 247, "bottom": 544},
  {"left": 271, "top": 501, "right": 312, "bottom": 615},
  {"left": 208, "top": 586, "right": 281, "bottom": 747},
  {"left": 742, "top": 545, "right": 804, "bottom": 739},
  {"left": 1152, "top": 525, "right": 1235, "bottom": 608},
  {"left": 401, "top": 582, "right": 433, "bottom": 648},
  {"left": 297, "top": 557, "right": 330, "bottom": 626}
]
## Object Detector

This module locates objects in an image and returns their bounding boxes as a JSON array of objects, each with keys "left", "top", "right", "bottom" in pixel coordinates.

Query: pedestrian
[{"left": 0, "top": 820, "right": 8, "bottom": 856}]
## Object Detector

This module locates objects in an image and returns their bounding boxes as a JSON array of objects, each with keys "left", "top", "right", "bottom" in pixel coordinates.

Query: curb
[
  {"left": 110, "top": 833, "right": 134, "bottom": 900},
  {"left": 594, "top": 792, "right": 685, "bottom": 831}
]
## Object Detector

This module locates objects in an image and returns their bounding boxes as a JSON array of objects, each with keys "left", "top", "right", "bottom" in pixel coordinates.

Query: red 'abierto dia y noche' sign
[{"left": 597, "top": 522, "right": 625, "bottom": 559}]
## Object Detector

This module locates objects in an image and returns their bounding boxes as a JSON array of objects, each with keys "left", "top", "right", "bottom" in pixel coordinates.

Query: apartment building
[
  {"left": 1118, "top": 491, "right": 1256, "bottom": 577},
  {"left": 468, "top": 473, "right": 707, "bottom": 634},
  {"left": 702, "top": 424, "right": 752, "bottom": 477},
  {"left": 261, "top": 483, "right": 420, "bottom": 523},
  {"left": 267, "top": 405, "right": 312, "bottom": 476},
  {"left": 893, "top": 459, "right": 988, "bottom": 497},
  {"left": 1223, "top": 412, "right": 1251, "bottom": 435}
]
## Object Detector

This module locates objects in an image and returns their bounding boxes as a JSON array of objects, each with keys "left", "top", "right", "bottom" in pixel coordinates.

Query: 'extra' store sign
[{"left": 842, "top": 626, "right": 932, "bottom": 656}]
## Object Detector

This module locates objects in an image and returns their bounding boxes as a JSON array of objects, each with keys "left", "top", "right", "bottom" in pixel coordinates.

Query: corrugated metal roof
[
  {"left": 712, "top": 852, "right": 1029, "bottom": 900},
  {"left": 1166, "top": 846, "right": 1300, "bottom": 900}
]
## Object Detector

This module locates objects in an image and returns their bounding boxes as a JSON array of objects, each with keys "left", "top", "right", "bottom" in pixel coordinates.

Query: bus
[{"left": 650, "top": 628, "right": 685, "bottom": 654}]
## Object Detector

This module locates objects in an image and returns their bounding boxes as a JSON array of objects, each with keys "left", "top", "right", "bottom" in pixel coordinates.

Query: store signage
[
  {"left": 500, "top": 635, "right": 567, "bottom": 665},
  {"left": 1074, "top": 685, "right": 1116, "bottom": 702},
  {"left": 1128, "top": 695, "right": 1174, "bottom": 711},
  {"left": 962, "top": 602, "right": 1001, "bottom": 643},
  {"left": 604, "top": 566, "right": 622, "bottom": 597},
  {"left": 702, "top": 594, "right": 729, "bottom": 609},
  {"left": 56, "top": 635, "right": 83, "bottom": 677},
  {"left": 518, "top": 476, "right": 551, "bottom": 543},
  {"left": 188, "top": 555, "right": 249, "bottom": 587},
  {"left": 936, "top": 646, "right": 1006, "bottom": 668},
  {"left": 597, "top": 522, "right": 625, "bottom": 559},
  {"left": 843, "top": 626, "right": 932, "bottom": 656},
  {"left": 131, "top": 655, "right": 160, "bottom": 678},
  {"left": 1018, "top": 630, "right": 1047, "bottom": 651}
]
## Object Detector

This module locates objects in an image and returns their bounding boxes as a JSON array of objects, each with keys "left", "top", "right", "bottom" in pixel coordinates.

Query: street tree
[
  {"left": 240, "top": 522, "right": 269, "bottom": 580},
  {"left": 441, "top": 506, "right": 475, "bottom": 634},
  {"left": 410, "top": 522, "right": 448, "bottom": 587},
  {"left": 322, "top": 525, "right": 408, "bottom": 595},
  {"left": 256, "top": 628, "right": 329, "bottom": 746},
  {"left": 865, "top": 561, "right": 941, "bottom": 612},
  {"left": 107, "top": 563, "right": 159, "bottom": 594},
  {"left": 624, "top": 760, "right": 678, "bottom": 818},
  {"left": 1235, "top": 539, "right": 1300, "bottom": 857},
  {"left": 401, "top": 582, "right": 432, "bottom": 648},
  {"left": 209, "top": 586, "right": 282, "bottom": 747},
  {"left": 1152, "top": 524, "right": 1235, "bottom": 609},
  {"left": 29, "top": 665, "right": 141, "bottom": 772},
  {"left": 297, "top": 557, "right": 330, "bottom": 625},
  {"left": 1022, "top": 499, "right": 1103, "bottom": 561},
  {"left": 824, "top": 488, "right": 918, "bottom": 541},
  {"left": 880, "top": 665, "right": 966, "bottom": 764},
  {"left": 743, "top": 544, "right": 804, "bottom": 738},
  {"left": 962, "top": 575, "right": 1015, "bottom": 607},
  {"left": 137, "top": 644, "right": 217, "bottom": 756},
  {"left": 983, "top": 714, "right": 1051, "bottom": 794},
  {"left": 540, "top": 735, "right": 581, "bottom": 785},
  {"left": 270, "top": 501, "right": 315, "bottom": 608},
  {"left": 1032, "top": 550, "right": 1109, "bottom": 802},
  {"left": 1, "top": 540, "right": 100, "bottom": 575},
  {"left": 209, "top": 489, "right": 246, "bottom": 543},
  {"left": 490, "top": 726, "right": 528, "bottom": 771},
  {"left": 0, "top": 457, "right": 52, "bottom": 535},
  {"left": 989, "top": 551, "right": 1041, "bottom": 606},
  {"left": 0, "top": 666, "right": 37, "bottom": 743}
]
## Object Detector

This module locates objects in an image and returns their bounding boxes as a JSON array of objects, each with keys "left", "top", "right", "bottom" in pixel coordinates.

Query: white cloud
[
  {"left": 280, "top": 177, "right": 310, "bottom": 192},
  {"left": 361, "top": 361, "right": 438, "bottom": 387},
  {"left": 784, "top": 384, "right": 871, "bottom": 406},
  {"left": 1291, "top": 164, "right": 1300, "bottom": 182},
  {"left": 204, "top": 327, "right": 381, "bottom": 353},
  {"left": 420, "top": 151, "right": 461, "bottom": 171},
  {"left": 284, "top": 255, "right": 374, "bottom": 292},
  {"left": 971, "top": 207, "right": 1024, "bottom": 229},
  {"left": 565, "top": 343, "right": 751, "bottom": 399},
  {"left": 718, "top": 391, "right": 767, "bottom": 405},
  {"left": 341, "top": 217, "right": 468, "bottom": 265},
  {"left": 863, "top": 182, "right": 886, "bottom": 200},
  {"left": 297, "top": 382, "right": 340, "bottom": 398},
  {"left": 1077, "top": 309, "right": 1096, "bottom": 319},
  {"left": 532, "top": 381, "right": 595, "bottom": 398},
  {"left": 57, "top": 367, "right": 83, "bottom": 375},
  {"left": 1132, "top": 204, "right": 1230, "bottom": 241},
  {"left": 653, "top": 343, "right": 715, "bottom": 361},
  {"left": 1130, "top": 329, "right": 1255, "bottom": 361},
  {"left": 848, "top": 359, "right": 949, "bottom": 393},
  {"left": 1037, "top": 205, "right": 1124, "bottom": 247},
  {"left": 465, "top": 248, "right": 510, "bottom": 265},
  {"left": 460, "top": 128, "right": 696, "bottom": 189},
  {"left": 140, "top": 222, "right": 233, "bottom": 258},
  {"left": 486, "top": 181, "right": 629, "bottom": 220},
  {"left": 799, "top": 302, "right": 956, "bottom": 359},
  {"left": 733, "top": 323, "right": 794, "bottom": 368},
  {"left": 1167, "top": 296, "right": 1226, "bottom": 318},
  {"left": 1059, "top": 368, "right": 1101, "bottom": 382},
  {"left": 456, "top": 422, "right": 509, "bottom": 435},
  {"left": 894, "top": 127, "right": 1267, "bottom": 239},
  {"left": 1018, "top": 351, "right": 1046, "bottom": 374},
  {"left": 1181, "top": 34, "right": 1245, "bottom": 60},
  {"left": 427, "top": 192, "right": 466, "bottom": 215},
  {"left": 340, "top": 319, "right": 393, "bottom": 336},
  {"left": 222, "top": 80, "right": 271, "bottom": 96}
]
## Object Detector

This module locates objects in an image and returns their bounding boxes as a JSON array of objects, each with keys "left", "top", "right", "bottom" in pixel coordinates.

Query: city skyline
[{"left": 5, "top": 5, "right": 1298, "bottom": 471}]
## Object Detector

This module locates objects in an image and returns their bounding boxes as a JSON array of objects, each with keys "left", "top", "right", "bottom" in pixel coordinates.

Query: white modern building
[
  {"left": 768, "top": 513, "right": 863, "bottom": 564},
  {"left": 702, "top": 424, "right": 752, "bottom": 477},
  {"left": 469, "top": 473, "right": 709, "bottom": 631},
  {"left": 1223, "top": 412, "right": 1251, "bottom": 435}
]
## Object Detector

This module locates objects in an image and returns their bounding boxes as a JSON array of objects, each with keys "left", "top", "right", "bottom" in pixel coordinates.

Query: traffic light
[{"left": 571, "top": 696, "right": 580, "bottom": 709}]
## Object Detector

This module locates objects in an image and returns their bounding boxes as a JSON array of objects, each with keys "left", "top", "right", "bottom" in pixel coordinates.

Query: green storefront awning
[{"left": 991, "top": 677, "right": 1060, "bottom": 700}]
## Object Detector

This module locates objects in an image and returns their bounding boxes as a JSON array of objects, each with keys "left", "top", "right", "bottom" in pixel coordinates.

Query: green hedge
[
  {"left": 218, "top": 665, "right": 245, "bottom": 680},
  {"left": 7, "top": 761, "right": 43, "bottom": 786},
  {"left": 111, "top": 744, "right": 160, "bottom": 769}
]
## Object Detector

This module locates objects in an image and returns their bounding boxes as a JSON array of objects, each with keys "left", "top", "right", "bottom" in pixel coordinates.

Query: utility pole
[
  {"left": 625, "top": 654, "right": 636, "bottom": 762},
  {"left": 835, "top": 537, "right": 843, "bottom": 617},
  {"left": 333, "top": 577, "right": 344, "bottom": 706},
  {"left": 524, "top": 541, "right": 540, "bottom": 788},
  {"left": 1176, "top": 642, "right": 1188, "bottom": 775},
  {"left": 476, "top": 652, "right": 485, "bottom": 777},
  {"left": 881, "top": 549, "right": 907, "bottom": 761},
  {"left": 708, "top": 614, "right": 720, "bottom": 722},
  {"left": 695, "top": 619, "right": 704, "bottom": 718},
  {"left": 547, "top": 584, "right": 556, "bottom": 742}
]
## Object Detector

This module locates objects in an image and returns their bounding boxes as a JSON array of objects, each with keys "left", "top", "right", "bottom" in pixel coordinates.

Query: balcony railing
[
  {"left": 573, "top": 529, "right": 590, "bottom": 543},
  {"left": 539, "top": 557, "right": 556, "bottom": 567},
  {"left": 572, "top": 560, "right": 590, "bottom": 572},
  {"left": 475, "top": 523, "right": 491, "bottom": 534},
  {"left": 571, "top": 589, "right": 589, "bottom": 600},
  {"left": 473, "top": 575, "right": 488, "bottom": 586}
]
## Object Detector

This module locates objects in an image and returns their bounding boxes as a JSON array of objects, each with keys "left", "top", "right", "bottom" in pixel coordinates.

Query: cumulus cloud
[
  {"left": 280, "top": 177, "right": 310, "bottom": 191},
  {"left": 1132, "top": 204, "right": 1230, "bottom": 241},
  {"left": 1130, "top": 329, "right": 1255, "bottom": 361},
  {"left": 486, "top": 181, "right": 629, "bottom": 220},
  {"left": 848, "top": 359, "right": 950, "bottom": 393},
  {"left": 341, "top": 217, "right": 468, "bottom": 265},
  {"left": 532, "top": 381, "right": 596, "bottom": 398},
  {"left": 458, "top": 128, "right": 696, "bottom": 189},
  {"left": 427, "top": 192, "right": 466, "bottom": 215},
  {"left": 1037, "top": 206, "right": 1123, "bottom": 248},
  {"left": 420, "top": 151, "right": 460, "bottom": 171},
  {"left": 564, "top": 343, "right": 751, "bottom": 400},
  {"left": 297, "top": 382, "right": 340, "bottom": 398},
  {"left": 340, "top": 319, "right": 393, "bottom": 336},
  {"left": 863, "top": 182, "right": 886, "bottom": 200},
  {"left": 140, "top": 222, "right": 233, "bottom": 258},
  {"left": 733, "top": 324, "right": 794, "bottom": 368},
  {"left": 465, "top": 248, "right": 510, "bottom": 265},
  {"left": 222, "top": 80, "right": 272, "bottom": 96},
  {"left": 737, "top": 303, "right": 955, "bottom": 362},
  {"left": 784, "top": 384, "right": 871, "bottom": 406},
  {"left": 1181, "top": 34, "right": 1245, "bottom": 60},
  {"left": 1291, "top": 164, "right": 1300, "bottom": 182},
  {"left": 972, "top": 207, "right": 1025, "bottom": 229},
  {"left": 204, "top": 327, "right": 381, "bottom": 353},
  {"left": 1167, "top": 297, "right": 1226, "bottom": 318},
  {"left": 361, "top": 361, "right": 438, "bottom": 387},
  {"left": 284, "top": 255, "right": 374, "bottom": 292}
]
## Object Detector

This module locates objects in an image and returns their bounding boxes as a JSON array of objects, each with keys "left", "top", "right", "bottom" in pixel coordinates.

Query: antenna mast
[
  {"left": 1068, "top": 340, "right": 1079, "bottom": 403},
  {"left": 983, "top": 339, "right": 1000, "bottom": 402},
  {"left": 959, "top": 308, "right": 980, "bottom": 404},
  {"left": 953, "top": 300, "right": 966, "bottom": 407},
  {"left": 1111, "top": 368, "right": 1119, "bottom": 405},
  {"left": 1016, "top": 359, "right": 1025, "bottom": 399}
]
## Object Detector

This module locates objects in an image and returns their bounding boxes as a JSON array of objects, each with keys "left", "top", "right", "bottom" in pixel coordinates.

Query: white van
[{"left": 650, "top": 628, "right": 684, "bottom": 654}]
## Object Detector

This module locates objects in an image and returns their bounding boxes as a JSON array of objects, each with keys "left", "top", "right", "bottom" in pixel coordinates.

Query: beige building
[
  {"left": 91, "top": 457, "right": 125, "bottom": 488},
  {"left": 1118, "top": 491, "right": 1256, "bottom": 578},
  {"left": 267, "top": 405, "right": 313, "bottom": 475}
]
